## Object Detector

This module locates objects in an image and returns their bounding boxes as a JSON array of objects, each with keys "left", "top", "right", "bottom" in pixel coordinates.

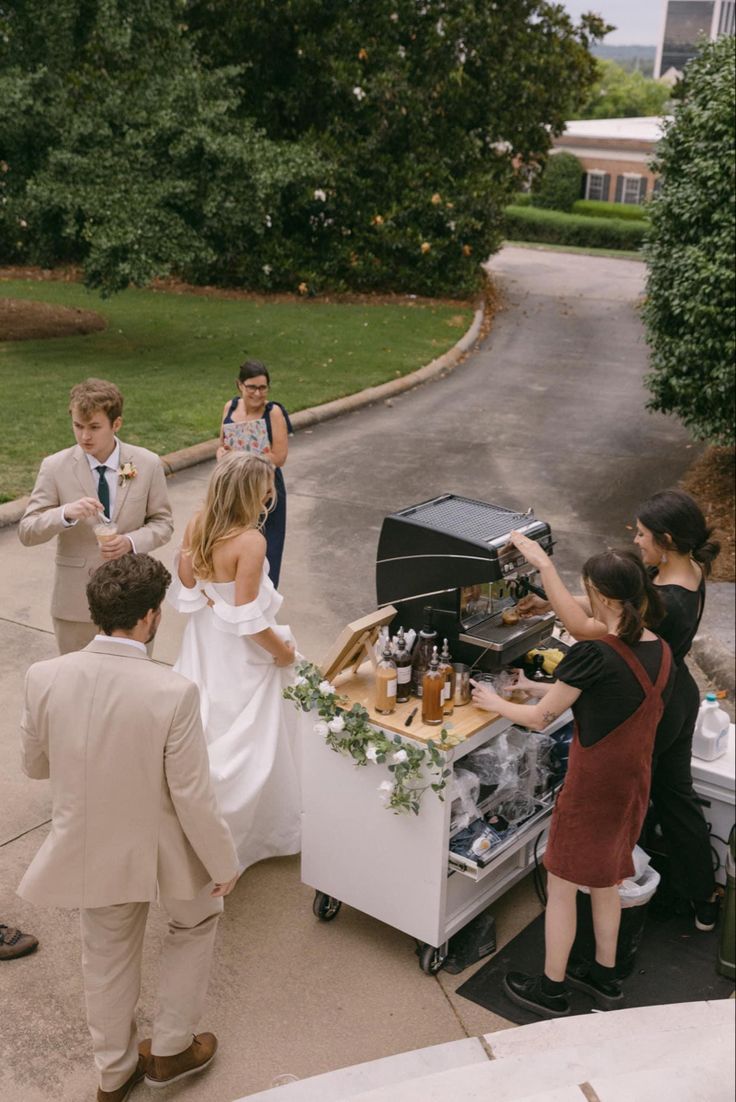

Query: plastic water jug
[{"left": 692, "top": 693, "right": 730, "bottom": 761}]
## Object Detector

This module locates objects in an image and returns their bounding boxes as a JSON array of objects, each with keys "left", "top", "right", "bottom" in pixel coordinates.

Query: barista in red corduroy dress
[{"left": 472, "top": 545, "right": 674, "bottom": 1020}]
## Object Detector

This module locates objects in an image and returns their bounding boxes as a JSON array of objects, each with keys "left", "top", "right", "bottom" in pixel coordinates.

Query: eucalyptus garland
[{"left": 284, "top": 661, "right": 454, "bottom": 815}]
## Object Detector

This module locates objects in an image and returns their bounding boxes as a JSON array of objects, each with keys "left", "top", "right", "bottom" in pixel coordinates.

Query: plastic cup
[{"left": 94, "top": 520, "right": 117, "bottom": 547}]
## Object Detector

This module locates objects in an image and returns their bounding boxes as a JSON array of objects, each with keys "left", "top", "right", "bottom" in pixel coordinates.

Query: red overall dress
[{"left": 544, "top": 635, "right": 672, "bottom": 888}]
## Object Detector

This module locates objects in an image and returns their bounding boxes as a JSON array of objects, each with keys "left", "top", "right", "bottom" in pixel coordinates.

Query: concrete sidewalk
[{"left": 1, "top": 245, "right": 733, "bottom": 1101}]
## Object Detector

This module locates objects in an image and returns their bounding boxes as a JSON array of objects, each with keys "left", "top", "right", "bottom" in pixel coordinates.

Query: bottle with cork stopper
[
  {"left": 421, "top": 646, "right": 444, "bottom": 726},
  {"left": 394, "top": 627, "right": 412, "bottom": 704},
  {"left": 438, "top": 638, "right": 455, "bottom": 716},
  {"left": 374, "top": 639, "right": 398, "bottom": 715}
]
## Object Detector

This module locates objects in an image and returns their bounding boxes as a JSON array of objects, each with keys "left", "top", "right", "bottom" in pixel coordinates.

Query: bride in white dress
[{"left": 167, "top": 452, "right": 301, "bottom": 874}]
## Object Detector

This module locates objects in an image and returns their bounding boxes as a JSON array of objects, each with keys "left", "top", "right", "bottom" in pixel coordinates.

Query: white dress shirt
[
  {"left": 93, "top": 634, "right": 147, "bottom": 654},
  {"left": 86, "top": 440, "right": 121, "bottom": 517},
  {"left": 62, "top": 440, "right": 136, "bottom": 550}
]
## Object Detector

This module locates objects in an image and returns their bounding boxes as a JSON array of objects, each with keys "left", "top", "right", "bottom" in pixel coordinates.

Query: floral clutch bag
[{"left": 223, "top": 417, "right": 271, "bottom": 457}]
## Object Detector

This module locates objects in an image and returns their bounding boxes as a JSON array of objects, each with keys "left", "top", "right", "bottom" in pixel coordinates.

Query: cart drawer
[{"left": 448, "top": 802, "right": 553, "bottom": 882}]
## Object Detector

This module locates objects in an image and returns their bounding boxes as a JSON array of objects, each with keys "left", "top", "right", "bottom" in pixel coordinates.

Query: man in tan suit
[
  {"left": 18, "top": 378, "right": 173, "bottom": 654},
  {"left": 19, "top": 554, "right": 239, "bottom": 1102}
]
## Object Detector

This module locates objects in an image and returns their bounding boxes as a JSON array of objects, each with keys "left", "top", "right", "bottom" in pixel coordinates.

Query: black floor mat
[{"left": 456, "top": 909, "right": 735, "bottom": 1025}]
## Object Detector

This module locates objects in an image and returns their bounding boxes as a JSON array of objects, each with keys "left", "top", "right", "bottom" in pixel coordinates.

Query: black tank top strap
[
  {"left": 223, "top": 396, "right": 239, "bottom": 424},
  {"left": 265, "top": 400, "right": 293, "bottom": 437}
]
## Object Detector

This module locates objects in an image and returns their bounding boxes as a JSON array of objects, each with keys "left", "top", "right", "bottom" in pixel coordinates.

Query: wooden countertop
[{"left": 333, "top": 664, "right": 502, "bottom": 746}]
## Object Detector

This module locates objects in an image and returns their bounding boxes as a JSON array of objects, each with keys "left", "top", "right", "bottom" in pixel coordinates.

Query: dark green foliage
[
  {"left": 504, "top": 205, "right": 647, "bottom": 250},
  {"left": 531, "top": 152, "right": 584, "bottom": 212},
  {"left": 572, "top": 199, "right": 650, "bottom": 222},
  {"left": 0, "top": 1, "right": 610, "bottom": 295},
  {"left": 642, "top": 36, "right": 735, "bottom": 445}
]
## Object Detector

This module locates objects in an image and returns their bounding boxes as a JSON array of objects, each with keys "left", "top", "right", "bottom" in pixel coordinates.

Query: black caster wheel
[
  {"left": 419, "top": 943, "right": 447, "bottom": 974},
  {"left": 313, "top": 890, "right": 342, "bottom": 921}
]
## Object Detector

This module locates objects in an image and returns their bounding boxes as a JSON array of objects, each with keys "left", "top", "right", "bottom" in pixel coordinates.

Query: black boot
[
  {"left": 566, "top": 960, "right": 623, "bottom": 1010},
  {"left": 503, "top": 971, "right": 571, "bottom": 1018}
]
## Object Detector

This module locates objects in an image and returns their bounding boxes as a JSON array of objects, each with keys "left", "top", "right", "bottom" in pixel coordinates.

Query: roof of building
[{"left": 562, "top": 117, "right": 670, "bottom": 142}]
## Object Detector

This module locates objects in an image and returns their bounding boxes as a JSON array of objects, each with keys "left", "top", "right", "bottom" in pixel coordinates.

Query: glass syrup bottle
[
  {"left": 438, "top": 638, "right": 455, "bottom": 717},
  {"left": 394, "top": 627, "right": 413, "bottom": 704},
  {"left": 411, "top": 607, "right": 437, "bottom": 698},
  {"left": 421, "top": 646, "right": 444, "bottom": 725},
  {"left": 374, "top": 640, "right": 398, "bottom": 715}
]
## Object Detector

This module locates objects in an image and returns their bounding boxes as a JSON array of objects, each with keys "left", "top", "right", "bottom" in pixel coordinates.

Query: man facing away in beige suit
[
  {"left": 18, "top": 378, "right": 174, "bottom": 654},
  {"left": 19, "top": 554, "right": 239, "bottom": 1102}
]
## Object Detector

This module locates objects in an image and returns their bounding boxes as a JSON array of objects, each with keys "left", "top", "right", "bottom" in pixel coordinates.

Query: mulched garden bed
[
  {"left": 680, "top": 446, "right": 735, "bottom": 582},
  {"left": 0, "top": 296, "right": 107, "bottom": 341}
]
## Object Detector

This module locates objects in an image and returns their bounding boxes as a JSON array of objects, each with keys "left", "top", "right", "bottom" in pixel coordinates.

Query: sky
[{"left": 561, "top": 0, "right": 664, "bottom": 45}]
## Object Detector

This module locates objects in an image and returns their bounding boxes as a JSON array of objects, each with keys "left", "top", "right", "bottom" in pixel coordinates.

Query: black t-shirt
[
  {"left": 556, "top": 637, "right": 675, "bottom": 747},
  {"left": 654, "top": 578, "right": 705, "bottom": 665}
]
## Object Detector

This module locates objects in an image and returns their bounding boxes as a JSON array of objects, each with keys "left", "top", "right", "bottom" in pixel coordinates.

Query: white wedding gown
[{"left": 167, "top": 559, "right": 302, "bottom": 874}]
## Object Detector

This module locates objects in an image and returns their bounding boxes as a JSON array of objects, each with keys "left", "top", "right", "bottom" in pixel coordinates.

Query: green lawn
[{"left": 0, "top": 281, "right": 472, "bottom": 500}]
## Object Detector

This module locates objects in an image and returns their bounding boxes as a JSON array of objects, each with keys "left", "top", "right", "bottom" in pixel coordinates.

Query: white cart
[{"left": 301, "top": 663, "right": 568, "bottom": 974}]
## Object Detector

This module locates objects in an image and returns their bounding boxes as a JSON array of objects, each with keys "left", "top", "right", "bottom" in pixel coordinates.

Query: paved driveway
[{"left": 0, "top": 246, "right": 700, "bottom": 1101}]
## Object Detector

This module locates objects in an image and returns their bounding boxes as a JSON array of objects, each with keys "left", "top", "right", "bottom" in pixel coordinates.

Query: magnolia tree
[
  {"left": 1, "top": 0, "right": 609, "bottom": 295},
  {"left": 642, "top": 35, "right": 736, "bottom": 445}
]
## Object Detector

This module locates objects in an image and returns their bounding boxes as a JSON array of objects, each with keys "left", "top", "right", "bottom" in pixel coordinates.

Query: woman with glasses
[{"left": 218, "top": 360, "right": 292, "bottom": 587}]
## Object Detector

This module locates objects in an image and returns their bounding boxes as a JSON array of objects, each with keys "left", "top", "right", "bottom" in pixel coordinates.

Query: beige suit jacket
[
  {"left": 18, "top": 639, "right": 239, "bottom": 909},
  {"left": 18, "top": 440, "right": 174, "bottom": 621}
]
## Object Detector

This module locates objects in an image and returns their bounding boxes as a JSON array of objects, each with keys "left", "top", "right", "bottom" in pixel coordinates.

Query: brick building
[{"left": 552, "top": 117, "right": 668, "bottom": 205}]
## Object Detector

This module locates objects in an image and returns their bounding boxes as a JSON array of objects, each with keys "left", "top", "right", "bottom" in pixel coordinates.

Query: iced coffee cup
[{"left": 94, "top": 520, "right": 118, "bottom": 547}]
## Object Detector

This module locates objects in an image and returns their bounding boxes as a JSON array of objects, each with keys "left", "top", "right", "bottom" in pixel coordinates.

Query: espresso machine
[{"left": 376, "top": 494, "right": 556, "bottom": 671}]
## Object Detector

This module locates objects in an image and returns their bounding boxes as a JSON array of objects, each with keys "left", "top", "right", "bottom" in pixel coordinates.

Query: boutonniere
[{"left": 118, "top": 461, "right": 138, "bottom": 485}]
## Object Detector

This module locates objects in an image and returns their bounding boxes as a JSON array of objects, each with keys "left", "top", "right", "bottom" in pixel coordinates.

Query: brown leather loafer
[
  {"left": 145, "top": 1032, "right": 218, "bottom": 1088},
  {"left": 0, "top": 923, "right": 39, "bottom": 960},
  {"left": 96, "top": 1042, "right": 149, "bottom": 1102}
]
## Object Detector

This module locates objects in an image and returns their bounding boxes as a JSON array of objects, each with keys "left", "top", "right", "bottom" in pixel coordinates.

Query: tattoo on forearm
[{"left": 542, "top": 710, "right": 559, "bottom": 726}]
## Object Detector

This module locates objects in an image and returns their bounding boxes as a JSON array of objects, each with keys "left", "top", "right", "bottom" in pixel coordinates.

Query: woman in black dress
[
  {"left": 218, "top": 360, "right": 292, "bottom": 588},
  {"left": 634, "top": 490, "right": 721, "bottom": 929},
  {"left": 473, "top": 548, "right": 673, "bottom": 1019},
  {"left": 515, "top": 488, "right": 722, "bottom": 930}
]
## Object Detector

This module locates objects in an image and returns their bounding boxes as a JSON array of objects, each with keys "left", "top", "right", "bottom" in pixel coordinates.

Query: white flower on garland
[
  {"left": 314, "top": 720, "right": 329, "bottom": 737},
  {"left": 313, "top": 189, "right": 327, "bottom": 202},
  {"left": 352, "top": 86, "right": 366, "bottom": 101},
  {"left": 377, "top": 780, "right": 394, "bottom": 804},
  {"left": 365, "top": 743, "right": 380, "bottom": 763},
  {"left": 318, "top": 680, "right": 336, "bottom": 695},
  {"left": 392, "top": 749, "right": 409, "bottom": 765},
  {"left": 328, "top": 714, "right": 345, "bottom": 734},
  {"left": 294, "top": 674, "right": 307, "bottom": 686}
]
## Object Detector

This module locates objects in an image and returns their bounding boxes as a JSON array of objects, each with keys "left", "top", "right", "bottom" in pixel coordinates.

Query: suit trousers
[
  {"left": 79, "top": 885, "right": 223, "bottom": 1091},
  {"left": 53, "top": 617, "right": 97, "bottom": 655}
]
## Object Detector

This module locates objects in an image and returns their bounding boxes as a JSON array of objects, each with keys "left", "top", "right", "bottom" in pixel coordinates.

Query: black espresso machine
[{"left": 376, "top": 494, "right": 557, "bottom": 671}]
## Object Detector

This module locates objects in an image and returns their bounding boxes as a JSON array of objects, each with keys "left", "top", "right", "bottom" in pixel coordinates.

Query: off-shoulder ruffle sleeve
[
  {"left": 166, "top": 552, "right": 209, "bottom": 614},
  {"left": 203, "top": 583, "right": 281, "bottom": 636}
]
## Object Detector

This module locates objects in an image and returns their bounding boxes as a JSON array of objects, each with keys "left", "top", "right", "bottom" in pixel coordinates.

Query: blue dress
[{"left": 223, "top": 398, "right": 291, "bottom": 588}]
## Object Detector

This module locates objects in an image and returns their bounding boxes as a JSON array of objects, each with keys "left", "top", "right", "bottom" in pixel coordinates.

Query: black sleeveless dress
[
  {"left": 649, "top": 573, "right": 715, "bottom": 903},
  {"left": 223, "top": 398, "right": 291, "bottom": 588}
]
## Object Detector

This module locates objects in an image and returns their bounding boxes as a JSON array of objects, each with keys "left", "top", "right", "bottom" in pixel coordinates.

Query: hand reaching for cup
[{"left": 99, "top": 534, "right": 134, "bottom": 560}]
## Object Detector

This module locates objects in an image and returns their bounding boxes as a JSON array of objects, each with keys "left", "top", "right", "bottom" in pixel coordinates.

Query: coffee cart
[{"left": 300, "top": 495, "right": 570, "bottom": 972}]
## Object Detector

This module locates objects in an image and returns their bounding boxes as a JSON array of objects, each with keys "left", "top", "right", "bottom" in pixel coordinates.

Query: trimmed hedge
[
  {"left": 504, "top": 205, "right": 647, "bottom": 250},
  {"left": 531, "top": 151, "right": 583, "bottom": 211},
  {"left": 572, "top": 199, "right": 650, "bottom": 222}
]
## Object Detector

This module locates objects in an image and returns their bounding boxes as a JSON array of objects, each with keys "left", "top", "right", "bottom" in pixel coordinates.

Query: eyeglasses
[{"left": 242, "top": 384, "right": 269, "bottom": 394}]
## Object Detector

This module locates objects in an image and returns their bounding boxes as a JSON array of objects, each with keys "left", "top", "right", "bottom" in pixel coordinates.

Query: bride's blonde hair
[{"left": 189, "top": 452, "right": 275, "bottom": 579}]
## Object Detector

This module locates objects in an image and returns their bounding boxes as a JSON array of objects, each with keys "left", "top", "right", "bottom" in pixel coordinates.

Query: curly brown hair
[{"left": 87, "top": 554, "right": 171, "bottom": 634}]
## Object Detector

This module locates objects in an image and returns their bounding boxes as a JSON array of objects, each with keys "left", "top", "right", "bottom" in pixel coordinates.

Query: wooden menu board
[{"left": 320, "top": 606, "right": 398, "bottom": 683}]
